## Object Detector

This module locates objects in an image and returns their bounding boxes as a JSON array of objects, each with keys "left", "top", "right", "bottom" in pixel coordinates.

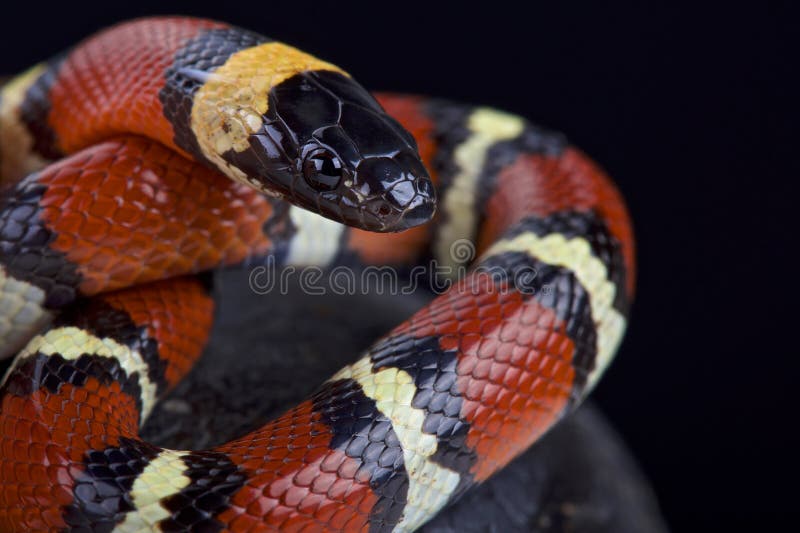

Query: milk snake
[{"left": 0, "top": 17, "right": 635, "bottom": 532}]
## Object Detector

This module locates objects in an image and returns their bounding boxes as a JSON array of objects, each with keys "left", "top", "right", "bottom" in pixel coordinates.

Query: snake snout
[
  {"left": 349, "top": 153, "right": 436, "bottom": 232},
  {"left": 397, "top": 193, "right": 436, "bottom": 229}
]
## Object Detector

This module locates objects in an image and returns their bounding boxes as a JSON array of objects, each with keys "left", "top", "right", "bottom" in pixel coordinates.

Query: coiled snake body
[{"left": 0, "top": 17, "right": 635, "bottom": 532}]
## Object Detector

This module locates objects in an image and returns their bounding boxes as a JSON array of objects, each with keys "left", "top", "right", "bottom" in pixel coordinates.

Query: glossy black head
[{"left": 228, "top": 70, "right": 435, "bottom": 232}]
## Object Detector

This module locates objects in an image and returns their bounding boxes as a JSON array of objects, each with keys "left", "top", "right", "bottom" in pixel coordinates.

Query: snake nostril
[{"left": 377, "top": 204, "right": 392, "bottom": 217}]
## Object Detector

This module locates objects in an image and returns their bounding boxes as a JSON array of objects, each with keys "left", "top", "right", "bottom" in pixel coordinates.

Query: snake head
[
  {"left": 203, "top": 54, "right": 436, "bottom": 232},
  {"left": 253, "top": 71, "right": 435, "bottom": 232},
  {"left": 292, "top": 106, "right": 436, "bottom": 232}
]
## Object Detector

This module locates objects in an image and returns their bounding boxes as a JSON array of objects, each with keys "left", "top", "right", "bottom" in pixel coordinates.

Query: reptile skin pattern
[{"left": 0, "top": 17, "right": 634, "bottom": 532}]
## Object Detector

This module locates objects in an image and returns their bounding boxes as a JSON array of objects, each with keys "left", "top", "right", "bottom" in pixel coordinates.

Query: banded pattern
[
  {"left": 0, "top": 63, "right": 56, "bottom": 182},
  {"left": 0, "top": 137, "right": 278, "bottom": 358},
  {"left": 0, "top": 265, "right": 51, "bottom": 360},
  {"left": 0, "top": 17, "right": 634, "bottom": 533}
]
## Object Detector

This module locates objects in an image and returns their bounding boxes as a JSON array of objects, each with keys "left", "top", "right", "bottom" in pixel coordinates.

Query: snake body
[{"left": 0, "top": 17, "right": 635, "bottom": 532}]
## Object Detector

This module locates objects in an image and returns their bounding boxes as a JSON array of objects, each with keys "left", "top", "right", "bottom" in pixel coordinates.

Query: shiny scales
[{"left": 0, "top": 17, "right": 634, "bottom": 533}]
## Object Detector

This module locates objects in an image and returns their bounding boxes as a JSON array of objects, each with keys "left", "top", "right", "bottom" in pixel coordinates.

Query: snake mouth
[
  {"left": 271, "top": 147, "right": 437, "bottom": 232},
  {"left": 352, "top": 191, "right": 437, "bottom": 232}
]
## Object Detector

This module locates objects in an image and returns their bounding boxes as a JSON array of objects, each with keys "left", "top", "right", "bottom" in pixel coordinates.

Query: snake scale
[{"left": 0, "top": 17, "right": 634, "bottom": 532}]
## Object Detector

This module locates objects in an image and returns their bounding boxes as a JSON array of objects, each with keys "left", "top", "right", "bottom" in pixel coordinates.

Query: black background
[{"left": 1, "top": 1, "right": 796, "bottom": 530}]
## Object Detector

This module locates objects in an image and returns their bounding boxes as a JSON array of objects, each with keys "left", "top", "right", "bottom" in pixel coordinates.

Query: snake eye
[{"left": 303, "top": 149, "right": 343, "bottom": 191}]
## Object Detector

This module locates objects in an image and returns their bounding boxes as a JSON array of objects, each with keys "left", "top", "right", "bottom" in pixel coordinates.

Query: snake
[{"left": 0, "top": 16, "right": 635, "bottom": 532}]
